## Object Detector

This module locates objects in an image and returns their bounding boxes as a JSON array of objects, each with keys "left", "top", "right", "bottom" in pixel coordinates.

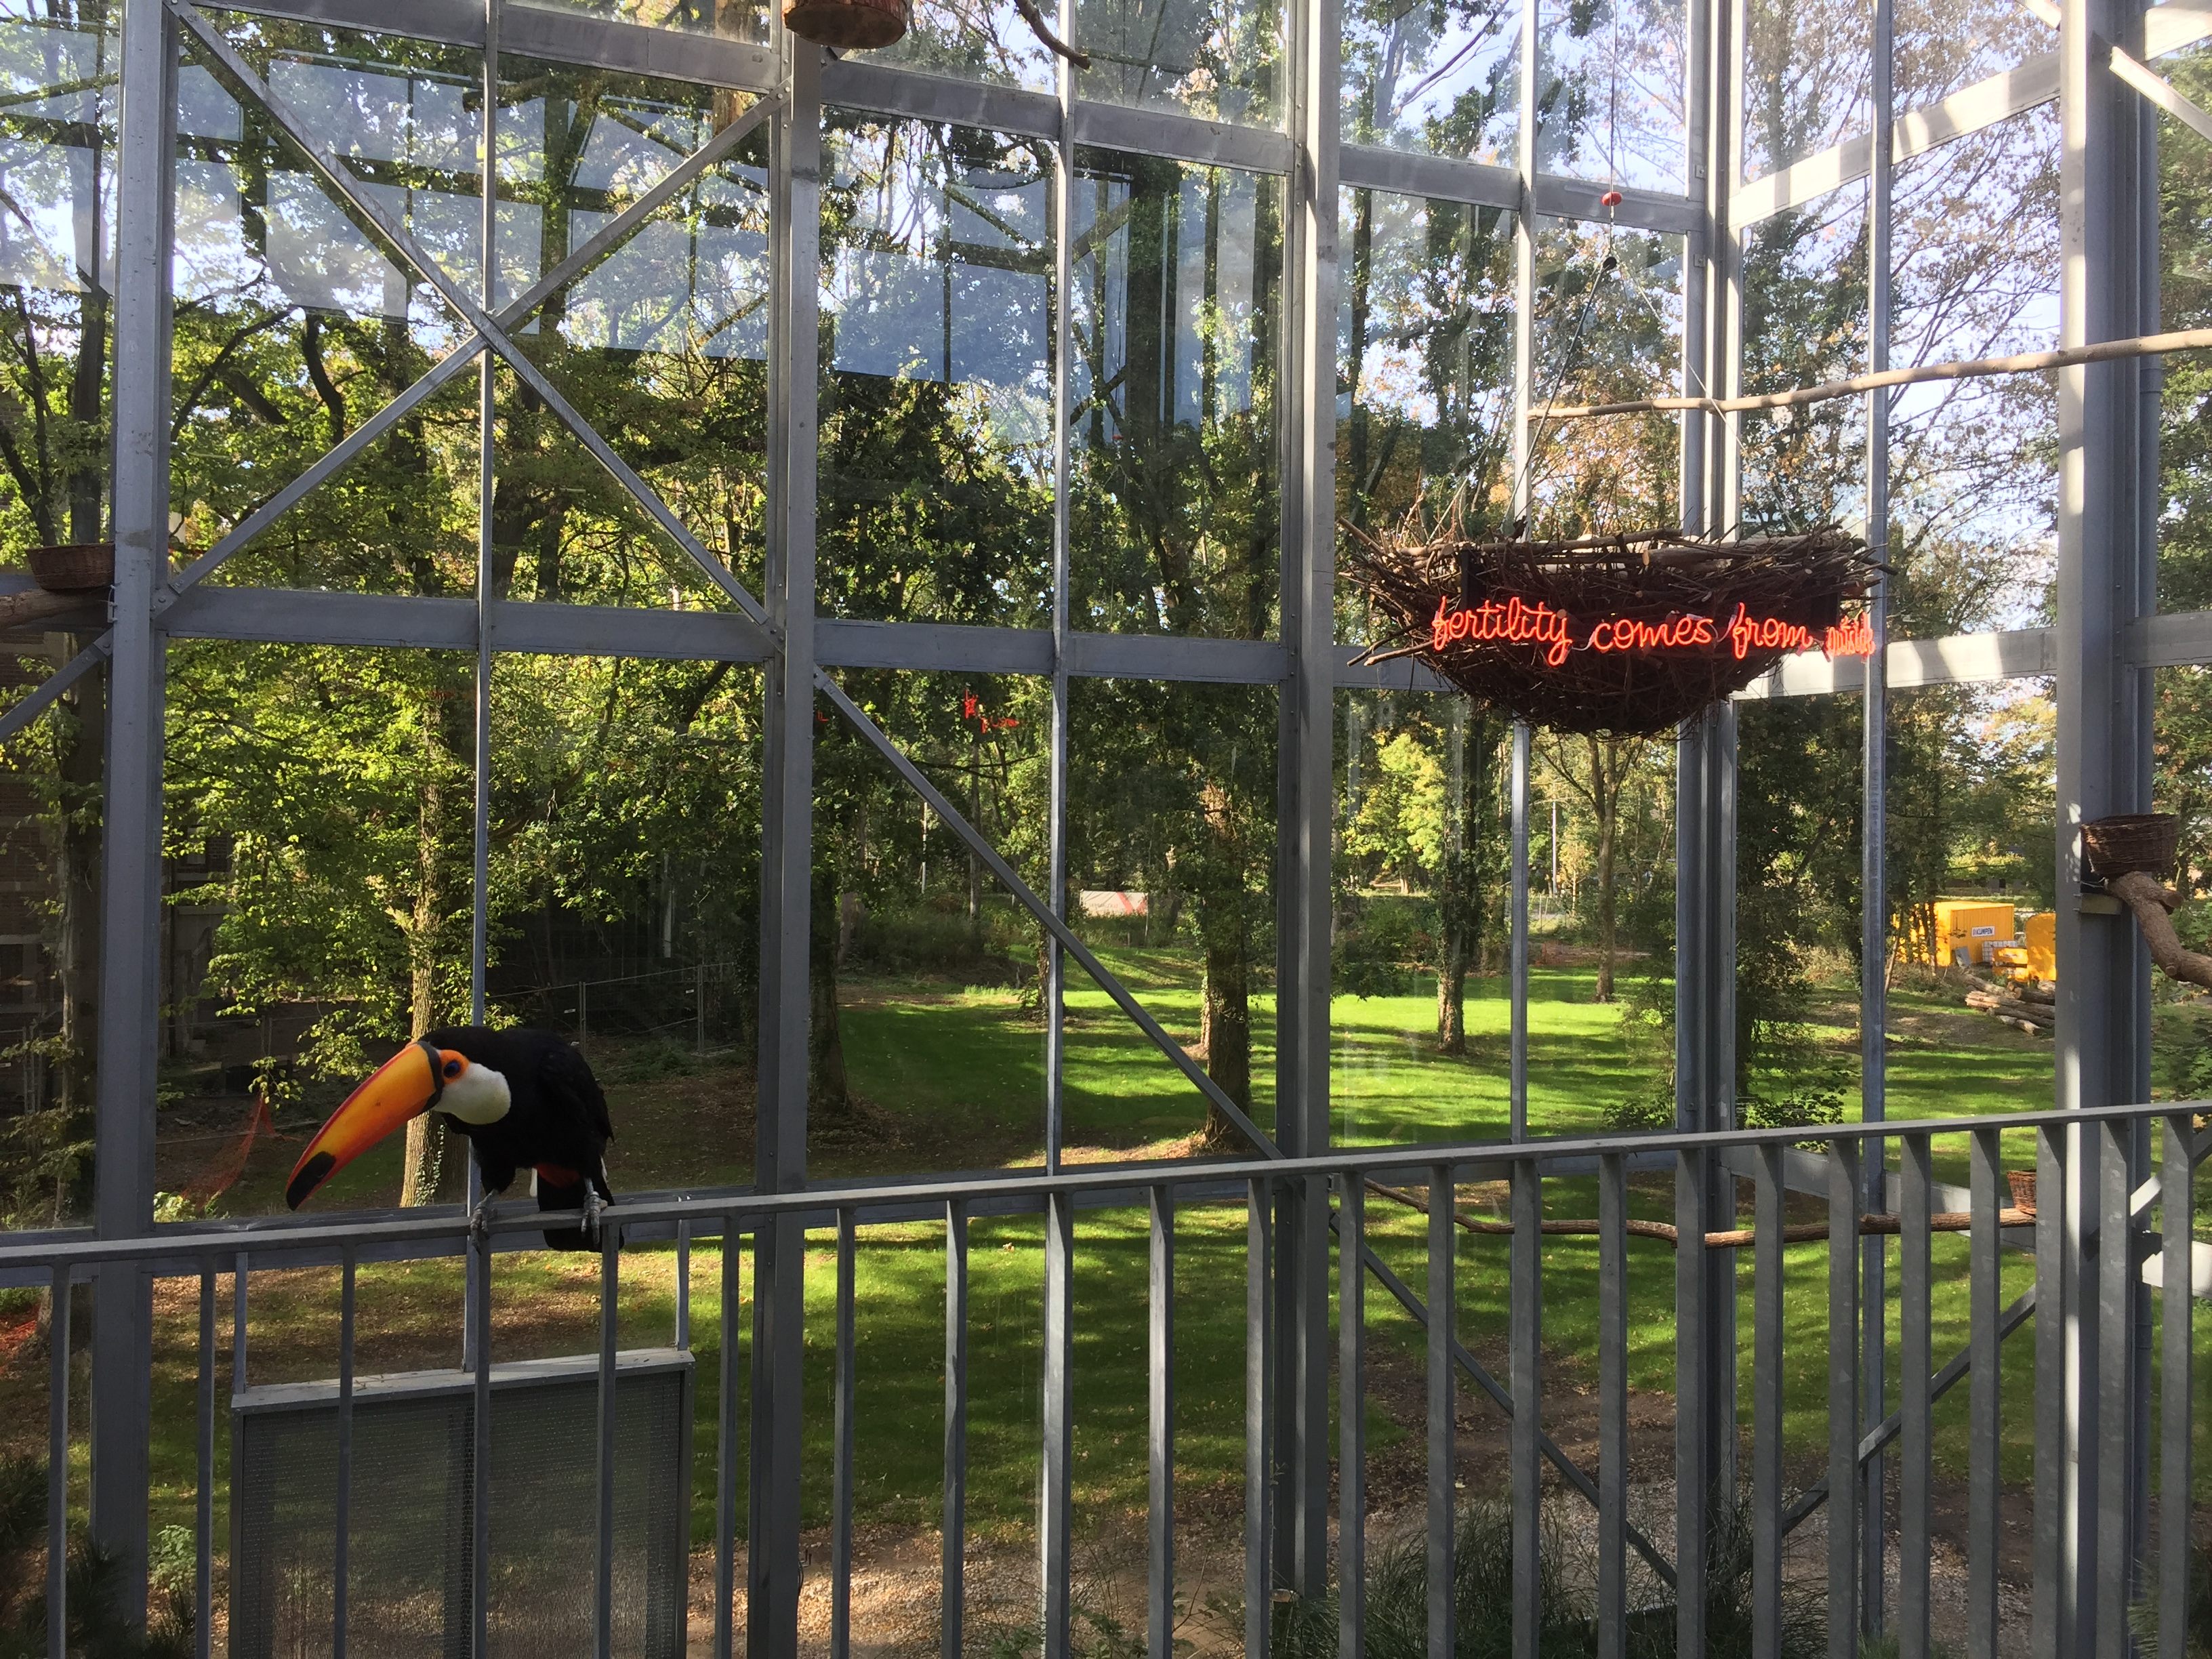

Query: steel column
[
  {"left": 2055, "top": 0, "right": 2157, "bottom": 1635},
  {"left": 747, "top": 33, "right": 820, "bottom": 1659},
  {"left": 89, "top": 0, "right": 178, "bottom": 1605}
]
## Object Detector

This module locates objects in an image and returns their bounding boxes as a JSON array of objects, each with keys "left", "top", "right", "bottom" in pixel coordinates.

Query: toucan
[{"left": 285, "top": 1026, "right": 616, "bottom": 1248}]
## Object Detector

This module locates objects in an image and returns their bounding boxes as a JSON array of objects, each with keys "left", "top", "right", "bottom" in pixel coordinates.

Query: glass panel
[
  {"left": 1889, "top": 104, "right": 2057, "bottom": 639},
  {"left": 1070, "top": 148, "right": 1282, "bottom": 638},
  {"left": 1536, "top": 0, "right": 1687, "bottom": 194},
  {"left": 1736, "top": 693, "right": 1864, "bottom": 1143},
  {"left": 1526, "top": 217, "right": 1682, "bottom": 537},
  {"left": 820, "top": 112, "right": 1054, "bottom": 628},
  {"left": 2158, "top": 54, "right": 2212, "bottom": 613},
  {"left": 1340, "top": 0, "right": 1518, "bottom": 163},
  {"left": 1528, "top": 729, "right": 1673, "bottom": 1134},
  {"left": 489, "top": 654, "right": 762, "bottom": 1195},
  {"left": 1076, "top": 0, "right": 1284, "bottom": 125},
  {"left": 811, "top": 672, "right": 1051, "bottom": 1179},
  {"left": 176, "top": 20, "right": 484, "bottom": 595},
  {"left": 1336, "top": 186, "right": 1516, "bottom": 646},
  {"left": 0, "top": 3, "right": 111, "bottom": 1225},
  {"left": 1881, "top": 680, "right": 2056, "bottom": 1158},
  {"left": 498, "top": 60, "right": 772, "bottom": 605},
  {"left": 163, "top": 644, "right": 482, "bottom": 1217},
  {"left": 1740, "top": 177, "right": 1867, "bottom": 533},
  {"left": 1894, "top": 0, "right": 2051, "bottom": 115},
  {"left": 1065, "top": 679, "right": 1277, "bottom": 1156},
  {"left": 1332, "top": 688, "right": 1513, "bottom": 1145},
  {"left": 1739, "top": 0, "right": 1870, "bottom": 184},
  {"left": 2154, "top": 664, "right": 2212, "bottom": 1101},
  {"left": 513, "top": 0, "right": 769, "bottom": 44},
  {"left": 853, "top": 0, "right": 1056, "bottom": 91}
]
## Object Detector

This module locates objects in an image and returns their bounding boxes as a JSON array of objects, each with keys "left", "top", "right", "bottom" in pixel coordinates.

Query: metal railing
[{"left": 8, "top": 1100, "right": 2203, "bottom": 1659}]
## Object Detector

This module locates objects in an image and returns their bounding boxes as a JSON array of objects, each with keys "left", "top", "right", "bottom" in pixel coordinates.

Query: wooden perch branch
[
  {"left": 2108, "top": 871, "right": 2212, "bottom": 990},
  {"left": 1537, "top": 323, "right": 2212, "bottom": 420},
  {"left": 1011, "top": 0, "right": 1088, "bottom": 64},
  {"left": 0, "top": 588, "right": 100, "bottom": 631}
]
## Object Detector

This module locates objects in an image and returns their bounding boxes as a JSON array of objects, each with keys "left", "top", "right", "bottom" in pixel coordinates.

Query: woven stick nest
[{"left": 1342, "top": 518, "right": 1881, "bottom": 736}]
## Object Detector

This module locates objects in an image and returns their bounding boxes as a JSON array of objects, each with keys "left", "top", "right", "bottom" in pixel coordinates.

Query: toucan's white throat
[{"left": 439, "top": 1061, "right": 512, "bottom": 1125}]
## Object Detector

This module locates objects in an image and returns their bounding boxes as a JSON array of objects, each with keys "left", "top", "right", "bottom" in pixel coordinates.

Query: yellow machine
[
  {"left": 1926, "top": 900, "right": 2020, "bottom": 968},
  {"left": 1995, "top": 911, "right": 2057, "bottom": 984}
]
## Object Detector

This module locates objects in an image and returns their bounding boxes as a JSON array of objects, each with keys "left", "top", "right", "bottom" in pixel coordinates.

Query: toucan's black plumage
[
  {"left": 285, "top": 1024, "right": 615, "bottom": 1250},
  {"left": 425, "top": 1025, "right": 615, "bottom": 1250}
]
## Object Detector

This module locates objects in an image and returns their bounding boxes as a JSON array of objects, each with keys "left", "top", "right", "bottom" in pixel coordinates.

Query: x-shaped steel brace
[
  {"left": 7, "top": 0, "right": 1285, "bottom": 1158},
  {"left": 2019, "top": 0, "right": 2212, "bottom": 146}
]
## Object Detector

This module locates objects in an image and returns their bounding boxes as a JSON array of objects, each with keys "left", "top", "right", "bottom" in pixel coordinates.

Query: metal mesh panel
[{"left": 230, "top": 1353, "right": 693, "bottom": 1659}]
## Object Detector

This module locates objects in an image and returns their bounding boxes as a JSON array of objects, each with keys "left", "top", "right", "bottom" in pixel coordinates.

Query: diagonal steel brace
[{"left": 170, "top": 0, "right": 775, "bottom": 634}]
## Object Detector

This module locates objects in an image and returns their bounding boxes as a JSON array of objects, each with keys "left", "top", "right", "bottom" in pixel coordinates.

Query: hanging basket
[
  {"left": 2007, "top": 1170, "right": 2036, "bottom": 1216},
  {"left": 24, "top": 541, "right": 113, "bottom": 592},
  {"left": 783, "top": 0, "right": 907, "bottom": 48},
  {"left": 2082, "top": 813, "right": 2180, "bottom": 883},
  {"left": 1340, "top": 518, "right": 1882, "bottom": 737}
]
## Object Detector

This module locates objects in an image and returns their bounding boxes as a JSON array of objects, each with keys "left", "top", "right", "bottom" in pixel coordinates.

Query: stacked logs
[{"left": 1964, "top": 974, "right": 2053, "bottom": 1037}]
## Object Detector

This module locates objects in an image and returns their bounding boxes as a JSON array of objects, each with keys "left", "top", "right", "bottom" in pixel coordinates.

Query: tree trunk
[
  {"left": 1437, "top": 709, "right": 1500, "bottom": 1054},
  {"left": 1197, "top": 918, "right": 1250, "bottom": 1147},
  {"left": 1589, "top": 737, "right": 1622, "bottom": 1004},
  {"left": 398, "top": 721, "right": 446, "bottom": 1208},
  {"left": 809, "top": 859, "right": 851, "bottom": 1116}
]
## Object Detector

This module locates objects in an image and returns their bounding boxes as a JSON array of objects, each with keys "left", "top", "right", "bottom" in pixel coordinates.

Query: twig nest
[
  {"left": 2082, "top": 812, "right": 2179, "bottom": 882},
  {"left": 24, "top": 541, "right": 112, "bottom": 592},
  {"left": 1341, "top": 520, "right": 1881, "bottom": 736}
]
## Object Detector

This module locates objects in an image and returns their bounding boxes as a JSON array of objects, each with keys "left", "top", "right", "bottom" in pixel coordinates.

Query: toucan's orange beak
[{"left": 285, "top": 1043, "right": 449, "bottom": 1209}]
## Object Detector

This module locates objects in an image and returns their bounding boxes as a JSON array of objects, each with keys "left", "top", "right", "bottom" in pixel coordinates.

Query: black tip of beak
[{"left": 286, "top": 1153, "right": 335, "bottom": 1210}]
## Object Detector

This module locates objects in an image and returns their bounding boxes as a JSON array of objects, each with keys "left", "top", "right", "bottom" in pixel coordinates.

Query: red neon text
[
  {"left": 1431, "top": 594, "right": 1574, "bottom": 665},
  {"left": 1425, "top": 596, "right": 1877, "bottom": 665}
]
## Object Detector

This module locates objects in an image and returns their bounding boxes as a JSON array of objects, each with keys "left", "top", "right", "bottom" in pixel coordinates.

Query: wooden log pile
[{"left": 1964, "top": 973, "right": 2053, "bottom": 1037}]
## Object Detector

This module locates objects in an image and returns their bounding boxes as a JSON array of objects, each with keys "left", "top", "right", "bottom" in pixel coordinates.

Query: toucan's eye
[{"left": 444, "top": 1059, "right": 462, "bottom": 1078}]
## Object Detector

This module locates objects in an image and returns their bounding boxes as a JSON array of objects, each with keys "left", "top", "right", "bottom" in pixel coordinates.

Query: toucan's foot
[
  {"left": 467, "top": 1194, "right": 493, "bottom": 1246},
  {"left": 579, "top": 1185, "right": 605, "bottom": 1246}
]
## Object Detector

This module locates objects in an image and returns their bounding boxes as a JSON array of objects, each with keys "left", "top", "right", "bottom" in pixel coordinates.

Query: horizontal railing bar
[
  {"left": 3, "top": 1101, "right": 2190, "bottom": 1273},
  {"left": 1779, "top": 1285, "right": 2038, "bottom": 1534}
]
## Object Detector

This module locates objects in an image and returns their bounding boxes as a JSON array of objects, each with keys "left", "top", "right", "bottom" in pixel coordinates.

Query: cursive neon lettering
[{"left": 1431, "top": 595, "right": 1862, "bottom": 669}]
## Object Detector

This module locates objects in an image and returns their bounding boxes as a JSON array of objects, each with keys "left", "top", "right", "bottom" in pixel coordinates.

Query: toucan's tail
[{"left": 535, "top": 1163, "right": 614, "bottom": 1252}]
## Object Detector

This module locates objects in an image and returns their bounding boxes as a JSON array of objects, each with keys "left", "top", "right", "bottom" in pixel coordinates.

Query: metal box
[{"left": 229, "top": 1349, "right": 693, "bottom": 1659}]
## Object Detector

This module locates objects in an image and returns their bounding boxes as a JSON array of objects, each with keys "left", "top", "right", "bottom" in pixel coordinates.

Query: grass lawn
[{"left": 8, "top": 941, "right": 2209, "bottom": 1573}]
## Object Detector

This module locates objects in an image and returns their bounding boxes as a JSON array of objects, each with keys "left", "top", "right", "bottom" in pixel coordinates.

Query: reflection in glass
[
  {"left": 1070, "top": 149, "right": 1281, "bottom": 638},
  {"left": 1340, "top": 0, "right": 1517, "bottom": 163},
  {"left": 512, "top": 0, "right": 769, "bottom": 44},
  {"left": 1889, "top": 106, "right": 2057, "bottom": 638},
  {"left": 819, "top": 114, "right": 1054, "bottom": 626},
  {"left": 1893, "top": 0, "right": 2050, "bottom": 116},
  {"left": 1526, "top": 218, "right": 1681, "bottom": 537},
  {"left": 1536, "top": 0, "right": 1686, "bottom": 193},
  {"left": 497, "top": 60, "right": 771, "bottom": 606},
  {"left": 854, "top": 0, "right": 1056, "bottom": 92},
  {"left": 1076, "top": 0, "right": 1282, "bottom": 125},
  {"left": 1739, "top": 178, "right": 1866, "bottom": 533},
  {"left": 172, "top": 20, "right": 483, "bottom": 594},
  {"left": 2162, "top": 57, "right": 2212, "bottom": 614},
  {"left": 1740, "top": 0, "right": 1869, "bottom": 182},
  {"left": 1336, "top": 187, "right": 1515, "bottom": 641}
]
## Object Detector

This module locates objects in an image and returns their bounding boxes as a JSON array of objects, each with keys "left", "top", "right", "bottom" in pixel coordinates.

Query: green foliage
[{"left": 0, "top": 1456, "right": 194, "bottom": 1659}]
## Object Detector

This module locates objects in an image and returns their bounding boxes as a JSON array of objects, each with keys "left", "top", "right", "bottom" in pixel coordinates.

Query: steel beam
[{"left": 88, "top": 0, "right": 178, "bottom": 1609}]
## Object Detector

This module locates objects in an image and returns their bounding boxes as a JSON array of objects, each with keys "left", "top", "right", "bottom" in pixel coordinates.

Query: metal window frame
[{"left": 46, "top": 0, "right": 2212, "bottom": 1638}]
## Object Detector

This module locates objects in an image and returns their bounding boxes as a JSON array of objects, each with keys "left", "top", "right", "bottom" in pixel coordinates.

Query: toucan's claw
[
  {"left": 467, "top": 1194, "right": 493, "bottom": 1247},
  {"left": 579, "top": 1186, "right": 605, "bottom": 1246}
]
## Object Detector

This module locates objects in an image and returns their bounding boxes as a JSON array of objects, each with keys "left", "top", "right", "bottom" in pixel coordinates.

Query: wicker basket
[
  {"left": 24, "top": 541, "right": 112, "bottom": 592},
  {"left": 2082, "top": 812, "right": 2180, "bottom": 882},
  {"left": 783, "top": 0, "right": 907, "bottom": 47},
  {"left": 2007, "top": 1170, "right": 2036, "bottom": 1216}
]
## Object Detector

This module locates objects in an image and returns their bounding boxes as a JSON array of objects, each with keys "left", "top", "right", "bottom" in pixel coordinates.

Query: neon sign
[{"left": 1431, "top": 596, "right": 1876, "bottom": 664}]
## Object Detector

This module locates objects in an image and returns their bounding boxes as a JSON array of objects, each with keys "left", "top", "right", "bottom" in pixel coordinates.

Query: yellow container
[
  {"left": 1928, "top": 900, "right": 2020, "bottom": 967},
  {"left": 2024, "top": 911, "right": 2056, "bottom": 981}
]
